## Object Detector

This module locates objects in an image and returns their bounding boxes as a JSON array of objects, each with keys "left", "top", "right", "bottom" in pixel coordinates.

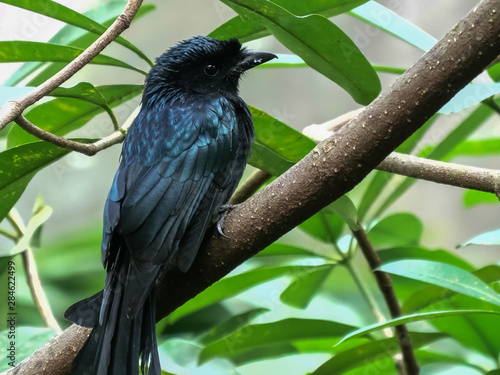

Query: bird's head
[{"left": 143, "top": 36, "right": 276, "bottom": 105}]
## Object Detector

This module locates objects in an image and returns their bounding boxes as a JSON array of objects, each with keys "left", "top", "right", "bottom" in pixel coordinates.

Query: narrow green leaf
[
  {"left": 247, "top": 142, "right": 294, "bottom": 176},
  {"left": 251, "top": 106, "right": 316, "bottom": 163},
  {"left": 7, "top": 84, "right": 143, "bottom": 148},
  {"left": 416, "top": 350, "right": 484, "bottom": 372},
  {"left": 299, "top": 212, "right": 344, "bottom": 244},
  {"left": 167, "top": 266, "right": 312, "bottom": 323},
  {"left": 210, "top": 0, "right": 369, "bottom": 42},
  {"left": 0, "top": 0, "right": 153, "bottom": 66},
  {"left": 349, "top": 2, "right": 437, "bottom": 52},
  {"left": 0, "top": 86, "right": 33, "bottom": 107},
  {"left": 0, "top": 141, "right": 76, "bottom": 222},
  {"left": 488, "top": 62, "right": 500, "bottom": 82},
  {"left": 199, "top": 318, "right": 355, "bottom": 364},
  {"left": 7, "top": 4, "right": 156, "bottom": 87},
  {"left": 280, "top": 264, "right": 334, "bottom": 308},
  {"left": 378, "top": 247, "right": 474, "bottom": 272},
  {"left": 10, "top": 202, "right": 52, "bottom": 256},
  {"left": 461, "top": 229, "right": 500, "bottom": 247},
  {"left": 221, "top": 0, "right": 381, "bottom": 104},
  {"left": 0, "top": 41, "right": 146, "bottom": 75},
  {"left": 379, "top": 260, "right": 500, "bottom": 307},
  {"left": 464, "top": 190, "right": 499, "bottom": 207},
  {"left": 256, "top": 243, "right": 318, "bottom": 257},
  {"left": 311, "top": 332, "right": 446, "bottom": 375},
  {"left": 368, "top": 213, "right": 423, "bottom": 247},
  {"left": 337, "top": 310, "right": 500, "bottom": 345},
  {"left": 327, "top": 195, "right": 359, "bottom": 230},
  {"left": 440, "top": 83, "right": 500, "bottom": 114},
  {"left": 402, "top": 265, "right": 500, "bottom": 313},
  {"left": 199, "top": 308, "right": 269, "bottom": 345}
]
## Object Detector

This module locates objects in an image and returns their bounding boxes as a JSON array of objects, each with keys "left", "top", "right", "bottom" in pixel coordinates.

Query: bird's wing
[{"left": 101, "top": 100, "right": 239, "bottom": 309}]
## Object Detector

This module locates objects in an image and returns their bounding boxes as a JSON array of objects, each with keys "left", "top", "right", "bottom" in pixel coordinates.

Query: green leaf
[
  {"left": 488, "top": 62, "right": 500, "bottom": 82},
  {"left": 167, "top": 266, "right": 313, "bottom": 323},
  {"left": 0, "top": 327, "right": 55, "bottom": 372},
  {"left": 299, "top": 212, "right": 344, "bottom": 244},
  {"left": 464, "top": 190, "right": 499, "bottom": 207},
  {"left": 256, "top": 243, "right": 318, "bottom": 257},
  {"left": 6, "top": 4, "right": 156, "bottom": 86},
  {"left": 448, "top": 138, "right": 500, "bottom": 159},
  {"left": 199, "top": 308, "right": 269, "bottom": 345},
  {"left": 247, "top": 142, "right": 294, "bottom": 176},
  {"left": 0, "top": 41, "right": 146, "bottom": 75},
  {"left": 349, "top": 1, "right": 437, "bottom": 52},
  {"left": 378, "top": 247, "right": 474, "bottom": 272},
  {"left": 416, "top": 350, "right": 483, "bottom": 371},
  {"left": 9, "top": 200, "right": 52, "bottom": 256},
  {"left": 50, "top": 82, "right": 119, "bottom": 128},
  {"left": 379, "top": 260, "right": 500, "bottom": 308},
  {"left": 327, "top": 195, "right": 359, "bottom": 231},
  {"left": 311, "top": 332, "right": 446, "bottom": 375},
  {"left": 7, "top": 84, "right": 143, "bottom": 148},
  {"left": 199, "top": 318, "right": 356, "bottom": 364},
  {"left": 220, "top": 0, "right": 381, "bottom": 104},
  {"left": 337, "top": 309, "right": 500, "bottom": 345},
  {"left": 368, "top": 213, "right": 423, "bottom": 247},
  {"left": 0, "top": 86, "right": 33, "bottom": 106},
  {"left": 439, "top": 83, "right": 500, "bottom": 114},
  {"left": 0, "top": 141, "right": 76, "bottom": 222},
  {"left": 251, "top": 106, "right": 316, "bottom": 164},
  {"left": 402, "top": 265, "right": 500, "bottom": 313},
  {"left": 248, "top": 106, "right": 316, "bottom": 176},
  {"left": 0, "top": 0, "right": 153, "bottom": 66},
  {"left": 210, "top": 0, "right": 369, "bottom": 42},
  {"left": 461, "top": 229, "right": 500, "bottom": 247},
  {"left": 280, "top": 264, "right": 334, "bottom": 308}
]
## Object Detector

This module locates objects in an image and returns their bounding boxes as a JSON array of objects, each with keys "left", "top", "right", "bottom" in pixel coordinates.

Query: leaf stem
[{"left": 8, "top": 208, "right": 62, "bottom": 333}]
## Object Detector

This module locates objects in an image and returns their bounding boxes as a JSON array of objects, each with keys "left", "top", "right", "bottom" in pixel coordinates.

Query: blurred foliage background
[{"left": 1, "top": 1, "right": 500, "bottom": 374}]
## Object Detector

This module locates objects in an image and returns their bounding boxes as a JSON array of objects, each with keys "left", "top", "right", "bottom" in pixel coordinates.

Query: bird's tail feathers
[{"left": 66, "top": 248, "right": 160, "bottom": 375}]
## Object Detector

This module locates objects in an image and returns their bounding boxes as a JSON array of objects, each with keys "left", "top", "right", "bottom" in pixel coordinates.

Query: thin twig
[
  {"left": 352, "top": 225, "right": 419, "bottom": 375},
  {"left": 14, "top": 106, "right": 139, "bottom": 155},
  {"left": 8, "top": 209, "right": 62, "bottom": 333},
  {"left": 0, "top": 0, "right": 144, "bottom": 131},
  {"left": 0, "top": 227, "right": 18, "bottom": 241},
  {"left": 230, "top": 169, "right": 271, "bottom": 204},
  {"left": 378, "top": 153, "right": 500, "bottom": 197},
  {"left": 22, "top": 249, "right": 62, "bottom": 333}
]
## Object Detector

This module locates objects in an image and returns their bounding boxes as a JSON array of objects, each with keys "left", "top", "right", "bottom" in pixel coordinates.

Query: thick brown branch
[
  {"left": 0, "top": 0, "right": 144, "bottom": 131},
  {"left": 7, "top": 1, "right": 500, "bottom": 374}
]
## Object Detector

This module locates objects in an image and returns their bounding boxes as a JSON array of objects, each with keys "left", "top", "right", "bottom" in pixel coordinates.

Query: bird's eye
[{"left": 204, "top": 64, "right": 219, "bottom": 76}]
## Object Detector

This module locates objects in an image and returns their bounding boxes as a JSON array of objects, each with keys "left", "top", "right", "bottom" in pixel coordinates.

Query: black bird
[{"left": 65, "top": 36, "right": 276, "bottom": 374}]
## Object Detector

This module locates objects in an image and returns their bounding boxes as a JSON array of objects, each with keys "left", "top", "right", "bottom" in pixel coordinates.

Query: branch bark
[
  {"left": 7, "top": 0, "right": 500, "bottom": 374},
  {"left": 0, "top": 0, "right": 144, "bottom": 132}
]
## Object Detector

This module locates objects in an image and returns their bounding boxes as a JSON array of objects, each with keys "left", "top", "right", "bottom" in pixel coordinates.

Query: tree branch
[
  {"left": 8, "top": 209, "right": 61, "bottom": 333},
  {"left": 352, "top": 226, "right": 418, "bottom": 375},
  {"left": 7, "top": 0, "right": 500, "bottom": 373},
  {"left": 377, "top": 153, "right": 500, "bottom": 197},
  {"left": 0, "top": 0, "right": 144, "bottom": 132}
]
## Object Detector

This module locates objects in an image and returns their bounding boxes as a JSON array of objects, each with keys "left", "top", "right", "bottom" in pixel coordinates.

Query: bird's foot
[{"left": 217, "top": 204, "right": 239, "bottom": 238}]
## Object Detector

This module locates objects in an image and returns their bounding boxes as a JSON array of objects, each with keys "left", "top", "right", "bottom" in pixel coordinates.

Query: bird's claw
[{"left": 217, "top": 204, "right": 239, "bottom": 238}]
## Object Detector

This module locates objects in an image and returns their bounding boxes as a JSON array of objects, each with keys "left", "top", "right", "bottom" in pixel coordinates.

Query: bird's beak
[{"left": 237, "top": 50, "right": 277, "bottom": 71}]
